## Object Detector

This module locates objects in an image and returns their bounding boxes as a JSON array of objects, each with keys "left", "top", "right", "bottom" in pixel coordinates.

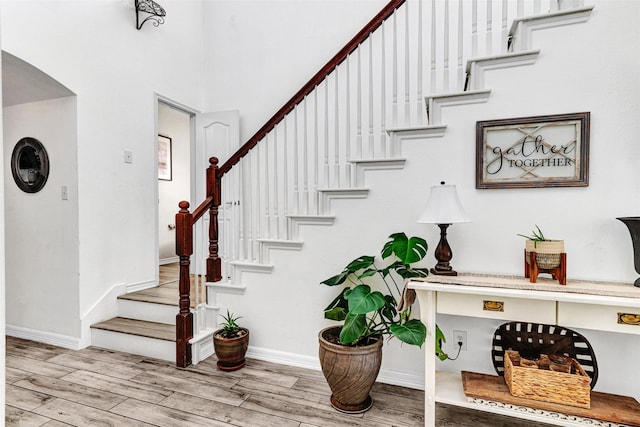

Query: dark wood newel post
[
  {"left": 207, "top": 157, "right": 223, "bottom": 282},
  {"left": 175, "top": 200, "right": 193, "bottom": 368}
]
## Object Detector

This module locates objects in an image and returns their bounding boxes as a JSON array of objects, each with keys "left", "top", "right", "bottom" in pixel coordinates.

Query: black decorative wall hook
[{"left": 135, "top": 0, "right": 166, "bottom": 30}]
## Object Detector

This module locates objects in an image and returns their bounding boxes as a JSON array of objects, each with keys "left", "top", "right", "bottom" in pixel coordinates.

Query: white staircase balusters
[{"left": 202, "top": 0, "right": 585, "bottom": 300}]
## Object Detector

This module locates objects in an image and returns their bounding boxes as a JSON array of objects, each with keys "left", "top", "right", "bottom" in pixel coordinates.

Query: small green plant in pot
[
  {"left": 213, "top": 310, "right": 249, "bottom": 371},
  {"left": 518, "top": 225, "right": 565, "bottom": 269},
  {"left": 318, "top": 232, "right": 448, "bottom": 413}
]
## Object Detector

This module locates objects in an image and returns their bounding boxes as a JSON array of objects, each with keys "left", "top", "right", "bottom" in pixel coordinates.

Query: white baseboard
[
  {"left": 160, "top": 257, "right": 179, "bottom": 265},
  {"left": 6, "top": 324, "right": 81, "bottom": 350},
  {"left": 246, "top": 345, "right": 424, "bottom": 391},
  {"left": 127, "top": 279, "right": 157, "bottom": 293}
]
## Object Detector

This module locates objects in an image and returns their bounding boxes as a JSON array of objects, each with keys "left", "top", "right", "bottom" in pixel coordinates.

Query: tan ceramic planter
[
  {"left": 318, "top": 326, "right": 383, "bottom": 414},
  {"left": 525, "top": 239, "right": 565, "bottom": 269}
]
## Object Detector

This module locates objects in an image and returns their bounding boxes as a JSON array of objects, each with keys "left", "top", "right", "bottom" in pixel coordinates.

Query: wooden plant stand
[{"left": 524, "top": 250, "right": 566, "bottom": 285}]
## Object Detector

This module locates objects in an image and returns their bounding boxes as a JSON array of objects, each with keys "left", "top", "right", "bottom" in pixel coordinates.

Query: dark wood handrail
[
  {"left": 175, "top": 0, "right": 407, "bottom": 368},
  {"left": 192, "top": 196, "right": 214, "bottom": 222},
  {"left": 217, "top": 0, "right": 406, "bottom": 177}
]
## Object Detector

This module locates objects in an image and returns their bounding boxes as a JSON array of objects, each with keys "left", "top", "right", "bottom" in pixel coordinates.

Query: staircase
[
  {"left": 91, "top": 0, "right": 594, "bottom": 367},
  {"left": 90, "top": 264, "right": 191, "bottom": 362}
]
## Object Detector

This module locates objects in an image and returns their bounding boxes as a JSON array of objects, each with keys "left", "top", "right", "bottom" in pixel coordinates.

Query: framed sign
[
  {"left": 158, "top": 135, "right": 172, "bottom": 181},
  {"left": 476, "top": 112, "right": 589, "bottom": 189}
]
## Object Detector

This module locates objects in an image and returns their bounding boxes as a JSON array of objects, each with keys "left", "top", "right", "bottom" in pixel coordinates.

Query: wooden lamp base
[{"left": 524, "top": 250, "right": 566, "bottom": 285}]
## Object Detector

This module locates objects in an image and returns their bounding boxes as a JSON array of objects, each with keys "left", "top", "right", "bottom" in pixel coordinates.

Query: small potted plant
[
  {"left": 518, "top": 225, "right": 564, "bottom": 269},
  {"left": 213, "top": 310, "right": 249, "bottom": 371},
  {"left": 318, "top": 232, "right": 449, "bottom": 413}
]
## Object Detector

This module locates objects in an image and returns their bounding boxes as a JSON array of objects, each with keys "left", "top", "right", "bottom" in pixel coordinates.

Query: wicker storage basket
[{"left": 504, "top": 350, "right": 591, "bottom": 409}]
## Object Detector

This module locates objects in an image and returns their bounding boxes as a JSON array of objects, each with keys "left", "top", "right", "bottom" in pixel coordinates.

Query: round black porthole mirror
[{"left": 11, "top": 137, "right": 50, "bottom": 193}]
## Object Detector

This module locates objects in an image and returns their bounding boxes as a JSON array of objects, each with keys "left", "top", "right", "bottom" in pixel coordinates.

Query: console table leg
[{"left": 420, "top": 290, "right": 437, "bottom": 427}]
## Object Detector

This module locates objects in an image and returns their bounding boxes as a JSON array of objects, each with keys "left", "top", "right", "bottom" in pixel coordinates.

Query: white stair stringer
[
  {"left": 189, "top": 302, "right": 220, "bottom": 365},
  {"left": 426, "top": 89, "right": 492, "bottom": 126},
  {"left": 465, "top": 50, "right": 540, "bottom": 91},
  {"left": 228, "top": 260, "right": 274, "bottom": 286},
  {"left": 317, "top": 188, "right": 369, "bottom": 215},
  {"left": 386, "top": 125, "right": 448, "bottom": 146},
  {"left": 286, "top": 214, "right": 336, "bottom": 240},
  {"left": 509, "top": 6, "right": 594, "bottom": 52},
  {"left": 257, "top": 238, "right": 304, "bottom": 264},
  {"left": 350, "top": 158, "right": 406, "bottom": 188}
]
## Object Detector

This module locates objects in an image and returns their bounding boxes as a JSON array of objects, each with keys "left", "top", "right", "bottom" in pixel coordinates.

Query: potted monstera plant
[{"left": 318, "top": 232, "right": 448, "bottom": 413}]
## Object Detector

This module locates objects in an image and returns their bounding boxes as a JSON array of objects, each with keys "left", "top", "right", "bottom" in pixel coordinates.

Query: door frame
[{"left": 154, "top": 94, "right": 198, "bottom": 284}]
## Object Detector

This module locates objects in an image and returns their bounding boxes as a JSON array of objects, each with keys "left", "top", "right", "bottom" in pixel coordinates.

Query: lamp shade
[{"left": 417, "top": 182, "right": 470, "bottom": 224}]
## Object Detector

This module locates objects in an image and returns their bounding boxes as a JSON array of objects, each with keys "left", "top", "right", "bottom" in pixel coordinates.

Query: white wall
[
  {"left": 1, "top": 0, "right": 205, "bottom": 345},
  {"left": 212, "top": 0, "right": 640, "bottom": 401},
  {"left": 202, "top": 0, "right": 389, "bottom": 141},
  {"left": 3, "top": 97, "right": 80, "bottom": 341},
  {"left": 158, "top": 103, "right": 191, "bottom": 261},
  {"left": 0, "top": 5, "right": 6, "bottom": 418}
]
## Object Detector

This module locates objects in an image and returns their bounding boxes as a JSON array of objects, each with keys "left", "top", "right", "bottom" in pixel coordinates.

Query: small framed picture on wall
[{"left": 158, "top": 135, "right": 172, "bottom": 181}]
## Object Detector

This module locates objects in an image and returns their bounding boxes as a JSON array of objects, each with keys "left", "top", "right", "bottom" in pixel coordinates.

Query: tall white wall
[
  {"left": 0, "top": 6, "right": 6, "bottom": 418},
  {"left": 158, "top": 103, "right": 191, "bottom": 261},
  {"left": 1, "top": 0, "right": 205, "bottom": 345},
  {"left": 211, "top": 0, "right": 640, "bottom": 401},
  {"left": 202, "top": 0, "right": 389, "bottom": 141},
  {"left": 3, "top": 97, "right": 80, "bottom": 342}
]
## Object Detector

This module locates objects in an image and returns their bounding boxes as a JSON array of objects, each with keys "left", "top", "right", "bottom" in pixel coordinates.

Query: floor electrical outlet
[{"left": 453, "top": 330, "right": 467, "bottom": 351}]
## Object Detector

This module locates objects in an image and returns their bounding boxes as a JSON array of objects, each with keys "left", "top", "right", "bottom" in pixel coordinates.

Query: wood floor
[{"left": 5, "top": 336, "right": 557, "bottom": 426}]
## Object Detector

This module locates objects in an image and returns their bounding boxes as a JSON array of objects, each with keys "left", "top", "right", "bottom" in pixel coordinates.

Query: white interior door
[{"left": 192, "top": 110, "right": 240, "bottom": 277}]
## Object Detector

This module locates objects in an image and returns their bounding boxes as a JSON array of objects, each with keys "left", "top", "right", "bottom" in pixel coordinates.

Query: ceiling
[{"left": 2, "top": 51, "right": 75, "bottom": 108}]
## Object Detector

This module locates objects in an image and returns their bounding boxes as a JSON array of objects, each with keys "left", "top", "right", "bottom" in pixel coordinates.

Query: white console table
[{"left": 408, "top": 274, "right": 640, "bottom": 427}]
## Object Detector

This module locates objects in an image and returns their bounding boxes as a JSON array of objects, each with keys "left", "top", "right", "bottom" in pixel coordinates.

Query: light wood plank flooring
[{"left": 5, "top": 336, "right": 557, "bottom": 426}]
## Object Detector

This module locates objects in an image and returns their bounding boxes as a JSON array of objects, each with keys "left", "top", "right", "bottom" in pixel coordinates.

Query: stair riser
[
  {"left": 117, "top": 299, "right": 176, "bottom": 325},
  {"left": 91, "top": 328, "right": 174, "bottom": 362}
]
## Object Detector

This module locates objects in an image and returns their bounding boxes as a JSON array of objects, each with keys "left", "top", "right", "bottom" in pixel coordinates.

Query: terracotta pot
[
  {"left": 213, "top": 328, "right": 249, "bottom": 371},
  {"left": 525, "top": 239, "right": 564, "bottom": 269},
  {"left": 318, "top": 326, "right": 383, "bottom": 414}
]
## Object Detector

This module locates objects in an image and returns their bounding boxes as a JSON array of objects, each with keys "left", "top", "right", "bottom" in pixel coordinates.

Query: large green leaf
[
  {"left": 345, "top": 255, "right": 375, "bottom": 272},
  {"left": 321, "top": 270, "right": 350, "bottom": 286},
  {"left": 323, "top": 288, "right": 349, "bottom": 321},
  {"left": 321, "top": 256, "right": 375, "bottom": 286},
  {"left": 324, "top": 307, "right": 347, "bottom": 321},
  {"left": 346, "top": 284, "right": 386, "bottom": 315},
  {"left": 379, "top": 294, "right": 397, "bottom": 322},
  {"left": 389, "top": 319, "right": 426, "bottom": 346},
  {"left": 340, "top": 312, "right": 367, "bottom": 344},
  {"left": 382, "top": 233, "right": 428, "bottom": 264},
  {"left": 357, "top": 268, "right": 378, "bottom": 280},
  {"left": 395, "top": 265, "right": 430, "bottom": 279}
]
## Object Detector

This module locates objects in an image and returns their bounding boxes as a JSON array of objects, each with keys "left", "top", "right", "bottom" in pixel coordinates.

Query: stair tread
[
  {"left": 91, "top": 317, "right": 175, "bottom": 341},
  {"left": 119, "top": 285, "right": 179, "bottom": 306},
  {"left": 118, "top": 275, "right": 203, "bottom": 307}
]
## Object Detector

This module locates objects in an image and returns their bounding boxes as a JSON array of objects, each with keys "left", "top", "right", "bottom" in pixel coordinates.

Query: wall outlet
[{"left": 453, "top": 330, "right": 467, "bottom": 351}]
